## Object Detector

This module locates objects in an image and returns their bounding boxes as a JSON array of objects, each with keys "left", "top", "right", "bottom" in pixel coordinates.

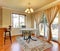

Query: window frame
[{"left": 11, "top": 13, "right": 26, "bottom": 28}]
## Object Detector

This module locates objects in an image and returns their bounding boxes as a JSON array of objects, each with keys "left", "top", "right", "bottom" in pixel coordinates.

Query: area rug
[{"left": 16, "top": 36, "right": 52, "bottom": 51}]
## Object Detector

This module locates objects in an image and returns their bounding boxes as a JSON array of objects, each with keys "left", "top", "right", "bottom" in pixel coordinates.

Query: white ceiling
[{"left": 0, "top": 0, "right": 58, "bottom": 12}]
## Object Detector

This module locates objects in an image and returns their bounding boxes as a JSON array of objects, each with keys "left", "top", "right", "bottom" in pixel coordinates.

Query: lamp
[{"left": 25, "top": 3, "right": 34, "bottom": 13}]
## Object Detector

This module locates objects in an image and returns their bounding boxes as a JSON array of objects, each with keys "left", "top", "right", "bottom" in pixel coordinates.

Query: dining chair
[{"left": 4, "top": 25, "right": 12, "bottom": 44}]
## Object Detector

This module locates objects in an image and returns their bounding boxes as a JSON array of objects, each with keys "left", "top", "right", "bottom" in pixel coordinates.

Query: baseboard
[
  {"left": 52, "top": 40, "right": 60, "bottom": 45},
  {"left": 11, "top": 33, "right": 35, "bottom": 37},
  {"left": 4, "top": 34, "right": 22, "bottom": 38}
]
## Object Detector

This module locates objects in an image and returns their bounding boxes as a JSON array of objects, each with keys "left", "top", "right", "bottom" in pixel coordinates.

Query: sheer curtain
[
  {"left": 44, "top": 6, "right": 59, "bottom": 41},
  {"left": 58, "top": 5, "right": 60, "bottom": 43},
  {"left": 34, "top": 12, "right": 43, "bottom": 36}
]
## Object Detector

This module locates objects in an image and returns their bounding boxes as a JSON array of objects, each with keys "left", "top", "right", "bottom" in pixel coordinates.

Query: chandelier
[{"left": 25, "top": 3, "right": 34, "bottom": 13}]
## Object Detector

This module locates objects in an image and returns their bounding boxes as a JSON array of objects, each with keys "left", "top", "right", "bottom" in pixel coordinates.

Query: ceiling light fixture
[{"left": 25, "top": 2, "right": 34, "bottom": 13}]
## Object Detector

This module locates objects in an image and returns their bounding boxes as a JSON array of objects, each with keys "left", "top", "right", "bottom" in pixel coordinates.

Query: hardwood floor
[{"left": 0, "top": 36, "right": 60, "bottom": 51}]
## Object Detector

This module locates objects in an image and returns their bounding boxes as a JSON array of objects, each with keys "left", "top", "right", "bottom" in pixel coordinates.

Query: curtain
[
  {"left": 45, "top": 6, "right": 59, "bottom": 41},
  {"left": 58, "top": 5, "right": 60, "bottom": 42},
  {"left": 34, "top": 12, "right": 43, "bottom": 36}
]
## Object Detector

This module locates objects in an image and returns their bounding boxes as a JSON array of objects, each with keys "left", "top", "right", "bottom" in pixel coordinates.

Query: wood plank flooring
[{"left": 0, "top": 36, "right": 60, "bottom": 51}]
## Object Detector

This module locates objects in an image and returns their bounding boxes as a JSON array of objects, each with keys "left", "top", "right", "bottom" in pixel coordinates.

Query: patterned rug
[{"left": 16, "top": 36, "right": 52, "bottom": 51}]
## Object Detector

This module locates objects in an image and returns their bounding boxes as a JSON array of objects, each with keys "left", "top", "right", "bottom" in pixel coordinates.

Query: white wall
[
  {"left": 11, "top": 28, "right": 22, "bottom": 36},
  {"left": 2, "top": 8, "right": 11, "bottom": 27},
  {"left": 25, "top": 14, "right": 32, "bottom": 28},
  {"left": 0, "top": 7, "right": 2, "bottom": 27}
]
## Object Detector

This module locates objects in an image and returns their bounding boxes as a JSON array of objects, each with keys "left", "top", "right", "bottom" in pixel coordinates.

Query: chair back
[
  {"left": 9, "top": 25, "right": 11, "bottom": 31},
  {"left": 4, "top": 25, "right": 12, "bottom": 32},
  {"left": 22, "top": 25, "right": 26, "bottom": 28}
]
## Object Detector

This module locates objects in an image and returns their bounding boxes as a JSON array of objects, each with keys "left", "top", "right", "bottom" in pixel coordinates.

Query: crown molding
[
  {"left": 35, "top": 0, "right": 60, "bottom": 12},
  {"left": 1, "top": 6, "right": 26, "bottom": 14}
]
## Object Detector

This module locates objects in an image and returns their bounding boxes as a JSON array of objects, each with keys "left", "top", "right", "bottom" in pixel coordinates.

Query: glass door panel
[
  {"left": 39, "top": 23, "right": 44, "bottom": 36},
  {"left": 51, "top": 14, "right": 58, "bottom": 41}
]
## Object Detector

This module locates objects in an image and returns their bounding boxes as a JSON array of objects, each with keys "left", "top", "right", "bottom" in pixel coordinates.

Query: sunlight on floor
[{"left": 11, "top": 42, "right": 23, "bottom": 51}]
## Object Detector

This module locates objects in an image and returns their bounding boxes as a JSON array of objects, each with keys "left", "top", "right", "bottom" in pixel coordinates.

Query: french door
[
  {"left": 39, "top": 14, "right": 48, "bottom": 39},
  {"left": 51, "top": 14, "right": 58, "bottom": 41}
]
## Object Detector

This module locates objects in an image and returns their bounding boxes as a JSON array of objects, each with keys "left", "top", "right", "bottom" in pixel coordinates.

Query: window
[
  {"left": 51, "top": 13, "right": 58, "bottom": 41},
  {"left": 12, "top": 14, "right": 25, "bottom": 28}
]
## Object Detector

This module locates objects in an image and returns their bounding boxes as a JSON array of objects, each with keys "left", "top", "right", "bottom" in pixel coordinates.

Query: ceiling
[{"left": 0, "top": 0, "right": 58, "bottom": 12}]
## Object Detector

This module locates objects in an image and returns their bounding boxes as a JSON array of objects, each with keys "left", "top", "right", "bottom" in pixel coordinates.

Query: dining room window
[{"left": 11, "top": 14, "right": 25, "bottom": 28}]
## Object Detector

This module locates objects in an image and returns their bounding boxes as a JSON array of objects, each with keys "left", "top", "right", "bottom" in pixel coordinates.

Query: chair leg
[
  {"left": 9, "top": 32, "right": 12, "bottom": 43},
  {"left": 4, "top": 32, "right": 6, "bottom": 44}
]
